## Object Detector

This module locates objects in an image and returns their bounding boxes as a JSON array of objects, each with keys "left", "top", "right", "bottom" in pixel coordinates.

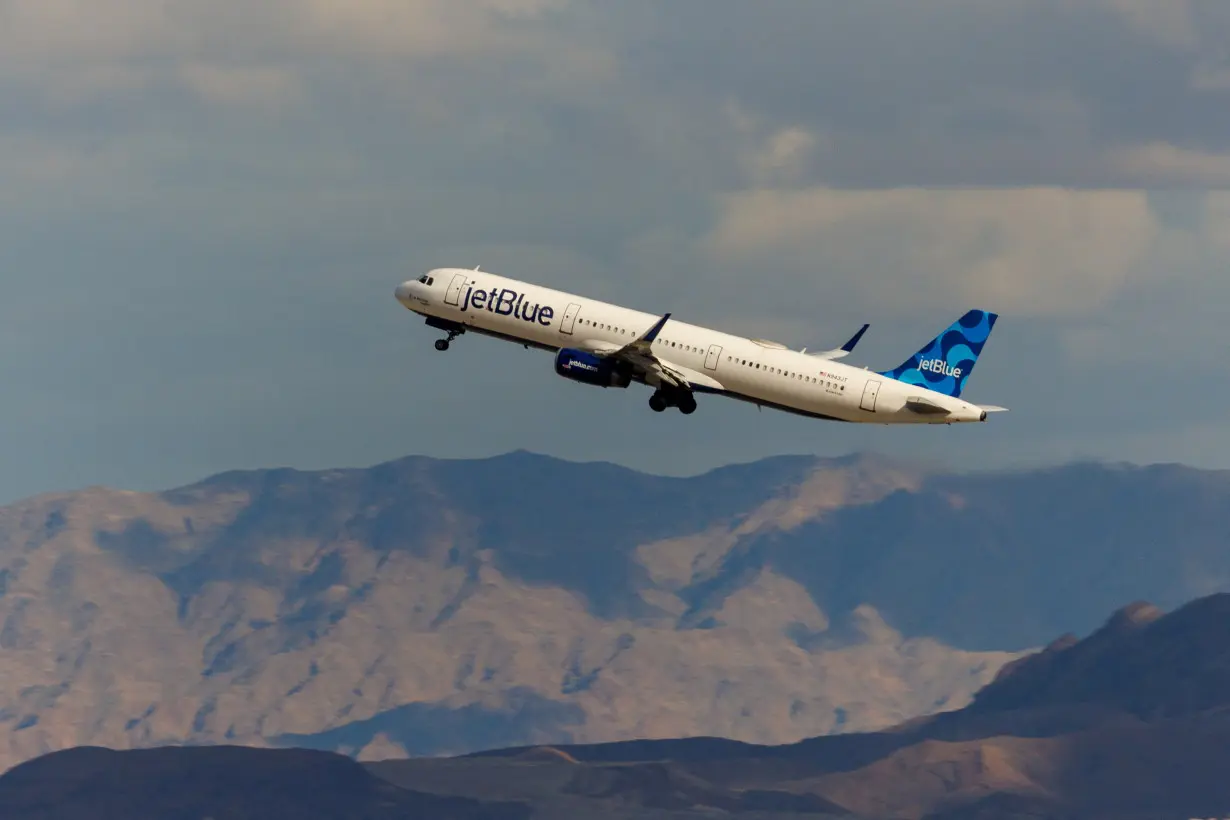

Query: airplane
[{"left": 394, "top": 267, "right": 1007, "bottom": 424}]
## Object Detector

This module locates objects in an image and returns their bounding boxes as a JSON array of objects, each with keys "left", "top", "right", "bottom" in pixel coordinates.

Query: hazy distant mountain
[
  {"left": 370, "top": 593, "right": 1230, "bottom": 820},
  {"left": 1, "top": 450, "right": 1228, "bottom": 773}
]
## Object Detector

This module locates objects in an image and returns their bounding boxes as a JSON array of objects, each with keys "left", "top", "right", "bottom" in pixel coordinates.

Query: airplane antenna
[{"left": 474, "top": 265, "right": 482, "bottom": 271}]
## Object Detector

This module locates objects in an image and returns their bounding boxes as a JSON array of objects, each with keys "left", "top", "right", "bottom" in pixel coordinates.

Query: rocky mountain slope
[
  {"left": 370, "top": 593, "right": 1230, "bottom": 820},
  {"left": 1, "top": 450, "right": 1228, "bottom": 774},
  {"left": 9, "top": 594, "right": 1223, "bottom": 819}
]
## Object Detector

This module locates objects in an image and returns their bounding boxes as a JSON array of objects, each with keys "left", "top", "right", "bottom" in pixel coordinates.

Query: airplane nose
[{"left": 394, "top": 281, "right": 414, "bottom": 303}]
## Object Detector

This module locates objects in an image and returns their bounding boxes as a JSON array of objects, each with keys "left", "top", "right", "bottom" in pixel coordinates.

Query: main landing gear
[{"left": 649, "top": 389, "right": 697, "bottom": 415}]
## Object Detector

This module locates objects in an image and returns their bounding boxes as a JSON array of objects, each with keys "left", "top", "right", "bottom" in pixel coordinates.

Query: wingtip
[{"left": 841, "top": 322, "right": 870, "bottom": 352}]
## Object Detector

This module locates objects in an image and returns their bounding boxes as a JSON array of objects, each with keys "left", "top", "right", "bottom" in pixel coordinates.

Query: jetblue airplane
[{"left": 394, "top": 268, "right": 1006, "bottom": 424}]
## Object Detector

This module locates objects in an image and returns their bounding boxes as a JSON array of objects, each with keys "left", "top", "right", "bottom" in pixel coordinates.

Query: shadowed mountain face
[
  {"left": 1, "top": 451, "right": 1229, "bottom": 772},
  {"left": 0, "top": 746, "right": 530, "bottom": 820},
  {"left": 369, "top": 593, "right": 1230, "bottom": 820}
]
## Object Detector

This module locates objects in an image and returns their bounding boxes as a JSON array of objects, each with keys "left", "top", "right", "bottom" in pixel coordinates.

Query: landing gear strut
[
  {"left": 433, "top": 327, "right": 463, "bottom": 351},
  {"left": 649, "top": 390, "right": 697, "bottom": 415}
]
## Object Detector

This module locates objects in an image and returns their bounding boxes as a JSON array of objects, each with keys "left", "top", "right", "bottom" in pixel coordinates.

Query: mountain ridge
[
  {"left": 2, "top": 449, "right": 1229, "bottom": 775},
  {"left": 367, "top": 591, "right": 1230, "bottom": 820}
]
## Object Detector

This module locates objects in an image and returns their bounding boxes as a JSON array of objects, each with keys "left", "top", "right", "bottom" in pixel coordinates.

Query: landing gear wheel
[
  {"left": 678, "top": 394, "right": 697, "bottom": 415},
  {"left": 434, "top": 328, "right": 463, "bottom": 351},
  {"left": 648, "top": 393, "right": 667, "bottom": 412}
]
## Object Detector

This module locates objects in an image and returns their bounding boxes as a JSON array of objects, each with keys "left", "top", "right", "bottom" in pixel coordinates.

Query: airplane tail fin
[{"left": 878, "top": 310, "right": 998, "bottom": 398}]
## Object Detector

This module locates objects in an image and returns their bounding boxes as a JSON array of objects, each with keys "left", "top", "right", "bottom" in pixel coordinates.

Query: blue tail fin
[{"left": 878, "top": 310, "right": 998, "bottom": 398}]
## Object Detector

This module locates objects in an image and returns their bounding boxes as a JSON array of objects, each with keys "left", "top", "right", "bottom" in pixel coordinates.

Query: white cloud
[
  {"left": 0, "top": 0, "right": 585, "bottom": 105},
  {"left": 1106, "top": 142, "right": 1230, "bottom": 186},
  {"left": 1093, "top": 0, "right": 1197, "bottom": 49},
  {"left": 292, "top": 0, "right": 572, "bottom": 57},
  {"left": 742, "top": 127, "right": 820, "bottom": 187},
  {"left": 178, "top": 63, "right": 303, "bottom": 109},
  {"left": 1200, "top": 191, "right": 1230, "bottom": 249},
  {"left": 702, "top": 187, "right": 1159, "bottom": 316}
]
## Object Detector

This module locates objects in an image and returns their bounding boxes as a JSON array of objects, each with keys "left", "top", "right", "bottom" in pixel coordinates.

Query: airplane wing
[
  {"left": 606, "top": 313, "right": 692, "bottom": 390},
  {"left": 803, "top": 323, "right": 870, "bottom": 360},
  {"left": 578, "top": 312, "right": 720, "bottom": 392}
]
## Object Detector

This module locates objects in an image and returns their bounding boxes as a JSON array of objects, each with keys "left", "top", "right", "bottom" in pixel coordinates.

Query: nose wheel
[{"left": 434, "top": 329, "right": 463, "bottom": 351}]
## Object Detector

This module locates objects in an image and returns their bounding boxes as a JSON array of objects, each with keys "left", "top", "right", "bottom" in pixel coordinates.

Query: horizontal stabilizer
[
  {"left": 904, "top": 396, "right": 950, "bottom": 415},
  {"left": 979, "top": 405, "right": 1009, "bottom": 413}
]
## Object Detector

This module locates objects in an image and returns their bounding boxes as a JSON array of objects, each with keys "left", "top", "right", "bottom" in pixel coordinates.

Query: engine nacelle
[{"left": 554, "top": 348, "right": 631, "bottom": 388}]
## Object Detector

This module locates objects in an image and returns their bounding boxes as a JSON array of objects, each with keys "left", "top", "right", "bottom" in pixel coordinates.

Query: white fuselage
[{"left": 395, "top": 268, "right": 989, "bottom": 424}]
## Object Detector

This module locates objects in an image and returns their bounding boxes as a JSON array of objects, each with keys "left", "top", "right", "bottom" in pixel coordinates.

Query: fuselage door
[
  {"left": 860, "top": 379, "right": 881, "bottom": 412},
  {"left": 444, "top": 273, "right": 468, "bottom": 307},
  {"left": 560, "top": 303, "right": 582, "bottom": 335},
  {"left": 704, "top": 344, "right": 723, "bottom": 371}
]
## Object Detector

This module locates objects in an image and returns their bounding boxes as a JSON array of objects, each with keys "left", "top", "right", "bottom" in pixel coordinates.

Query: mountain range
[
  {"left": 6, "top": 592, "right": 1230, "bottom": 819},
  {"left": 365, "top": 592, "right": 1230, "bottom": 820},
  {"left": 1, "top": 449, "right": 1228, "bottom": 774}
]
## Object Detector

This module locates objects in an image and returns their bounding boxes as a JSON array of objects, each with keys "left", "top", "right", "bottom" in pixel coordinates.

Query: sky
[{"left": 3, "top": 0, "right": 1230, "bottom": 503}]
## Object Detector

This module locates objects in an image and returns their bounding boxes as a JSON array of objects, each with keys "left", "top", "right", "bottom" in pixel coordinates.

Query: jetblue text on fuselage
[
  {"left": 461, "top": 284, "right": 555, "bottom": 326},
  {"left": 919, "top": 358, "right": 962, "bottom": 378}
]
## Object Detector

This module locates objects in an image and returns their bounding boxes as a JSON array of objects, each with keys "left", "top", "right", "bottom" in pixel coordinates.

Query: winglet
[
  {"left": 640, "top": 312, "right": 671, "bottom": 344},
  {"left": 841, "top": 323, "right": 870, "bottom": 352},
  {"left": 807, "top": 323, "right": 871, "bottom": 360}
]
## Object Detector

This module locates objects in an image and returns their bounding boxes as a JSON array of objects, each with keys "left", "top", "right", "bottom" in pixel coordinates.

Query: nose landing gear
[{"left": 427, "top": 318, "right": 465, "bottom": 351}]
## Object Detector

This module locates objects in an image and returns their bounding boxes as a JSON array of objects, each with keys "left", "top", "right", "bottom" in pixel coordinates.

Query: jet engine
[{"left": 554, "top": 348, "right": 632, "bottom": 388}]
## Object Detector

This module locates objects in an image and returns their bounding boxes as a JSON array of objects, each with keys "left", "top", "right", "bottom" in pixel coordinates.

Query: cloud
[
  {"left": 1094, "top": 0, "right": 1198, "bottom": 49},
  {"left": 1200, "top": 191, "right": 1230, "bottom": 249},
  {"left": 740, "top": 126, "right": 821, "bottom": 187},
  {"left": 1106, "top": 142, "right": 1230, "bottom": 186},
  {"left": 0, "top": 0, "right": 590, "bottom": 107},
  {"left": 7, "top": 0, "right": 1230, "bottom": 503},
  {"left": 701, "top": 187, "right": 1159, "bottom": 316},
  {"left": 177, "top": 63, "right": 303, "bottom": 109},
  {"left": 291, "top": 0, "right": 573, "bottom": 58}
]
